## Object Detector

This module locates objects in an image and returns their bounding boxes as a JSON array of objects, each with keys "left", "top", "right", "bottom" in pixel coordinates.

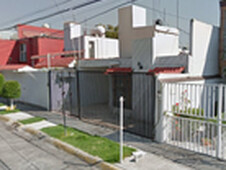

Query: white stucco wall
[
  {"left": 64, "top": 22, "right": 82, "bottom": 51},
  {"left": 1, "top": 71, "right": 49, "bottom": 109},
  {"left": 118, "top": 5, "right": 154, "bottom": 58},
  {"left": 189, "top": 19, "right": 219, "bottom": 76},
  {"left": 132, "top": 26, "right": 181, "bottom": 71},
  {"left": 132, "top": 5, "right": 146, "bottom": 27},
  {"left": 153, "top": 30, "right": 179, "bottom": 58},
  {"left": 84, "top": 36, "right": 119, "bottom": 59}
]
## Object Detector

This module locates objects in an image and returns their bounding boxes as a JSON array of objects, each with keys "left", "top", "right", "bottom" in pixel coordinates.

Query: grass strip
[
  {"left": 19, "top": 117, "right": 46, "bottom": 125},
  {"left": 0, "top": 103, "right": 5, "bottom": 106},
  {"left": 41, "top": 125, "right": 136, "bottom": 163},
  {"left": 0, "top": 109, "right": 20, "bottom": 115}
]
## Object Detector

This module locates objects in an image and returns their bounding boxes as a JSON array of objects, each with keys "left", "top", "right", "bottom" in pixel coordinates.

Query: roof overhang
[
  {"left": 147, "top": 67, "right": 185, "bottom": 75},
  {"left": 105, "top": 67, "right": 132, "bottom": 75}
]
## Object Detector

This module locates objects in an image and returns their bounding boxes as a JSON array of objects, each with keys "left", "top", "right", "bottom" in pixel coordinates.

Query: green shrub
[
  {"left": 0, "top": 74, "right": 5, "bottom": 95},
  {"left": 2, "top": 81, "right": 21, "bottom": 99}
]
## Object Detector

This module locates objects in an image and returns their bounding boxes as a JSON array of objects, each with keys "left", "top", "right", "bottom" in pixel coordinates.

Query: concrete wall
[
  {"left": 189, "top": 19, "right": 219, "bottom": 76},
  {"left": 153, "top": 27, "right": 179, "bottom": 58},
  {"left": 132, "top": 38, "right": 153, "bottom": 71},
  {"left": 1, "top": 70, "right": 49, "bottom": 109},
  {"left": 84, "top": 36, "right": 119, "bottom": 59},
  {"left": 118, "top": 5, "right": 154, "bottom": 58},
  {"left": 132, "top": 30, "right": 182, "bottom": 71}
]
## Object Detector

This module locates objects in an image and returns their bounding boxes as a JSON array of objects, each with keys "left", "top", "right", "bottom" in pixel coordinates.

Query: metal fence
[
  {"left": 50, "top": 70, "right": 155, "bottom": 139},
  {"left": 162, "top": 83, "right": 226, "bottom": 160}
]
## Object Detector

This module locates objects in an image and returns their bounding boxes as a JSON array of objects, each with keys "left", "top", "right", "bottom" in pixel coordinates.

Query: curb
[
  {"left": 0, "top": 114, "right": 121, "bottom": 170},
  {"left": 0, "top": 115, "right": 10, "bottom": 122}
]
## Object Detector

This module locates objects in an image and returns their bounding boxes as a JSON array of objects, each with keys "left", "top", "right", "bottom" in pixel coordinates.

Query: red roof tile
[
  {"left": 105, "top": 67, "right": 132, "bottom": 74},
  {"left": 0, "top": 64, "right": 28, "bottom": 71},
  {"left": 35, "top": 57, "right": 75, "bottom": 68},
  {"left": 147, "top": 67, "right": 185, "bottom": 75}
]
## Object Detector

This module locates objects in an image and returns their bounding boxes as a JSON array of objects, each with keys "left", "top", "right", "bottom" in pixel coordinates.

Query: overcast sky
[{"left": 0, "top": 0, "right": 221, "bottom": 47}]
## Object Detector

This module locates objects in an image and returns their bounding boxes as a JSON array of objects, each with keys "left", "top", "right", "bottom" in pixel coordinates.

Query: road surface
[{"left": 0, "top": 121, "right": 98, "bottom": 170}]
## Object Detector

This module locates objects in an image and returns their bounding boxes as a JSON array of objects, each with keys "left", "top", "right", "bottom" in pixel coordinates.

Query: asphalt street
[{"left": 0, "top": 121, "right": 99, "bottom": 170}]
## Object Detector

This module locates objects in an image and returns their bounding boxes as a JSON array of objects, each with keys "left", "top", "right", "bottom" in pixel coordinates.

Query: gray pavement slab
[
  {"left": 24, "top": 120, "right": 56, "bottom": 130},
  {"left": 5, "top": 112, "right": 33, "bottom": 121}
]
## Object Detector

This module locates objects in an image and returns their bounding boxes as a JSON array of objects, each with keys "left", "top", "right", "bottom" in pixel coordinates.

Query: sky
[{"left": 0, "top": 0, "right": 221, "bottom": 47}]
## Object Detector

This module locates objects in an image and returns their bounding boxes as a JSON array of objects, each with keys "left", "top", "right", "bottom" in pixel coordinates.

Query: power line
[
  {"left": 23, "top": 0, "right": 138, "bottom": 38},
  {"left": 80, "top": 0, "right": 138, "bottom": 24},
  {"left": 0, "top": 0, "right": 73, "bottom": 28},
  {"left": 0, "top": 0, "right": 102, "bottom": 31},
  {"left": 134, "top": 2, "right": 190, "bottom": 22}
]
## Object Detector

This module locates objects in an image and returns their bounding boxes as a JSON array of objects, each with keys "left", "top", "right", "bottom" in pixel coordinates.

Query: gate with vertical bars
[{"left": 161, "top": 82, "right": 226, "bottom": 160}]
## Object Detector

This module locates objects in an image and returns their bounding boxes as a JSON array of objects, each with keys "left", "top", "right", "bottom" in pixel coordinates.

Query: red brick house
[{"left": 0, "top": 24, "right": 64, "bottom": 70}]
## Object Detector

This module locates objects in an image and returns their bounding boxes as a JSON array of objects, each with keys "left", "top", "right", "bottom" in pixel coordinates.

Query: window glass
[{"left": 20, "top": 44, "right": 27, "bottom": 62}]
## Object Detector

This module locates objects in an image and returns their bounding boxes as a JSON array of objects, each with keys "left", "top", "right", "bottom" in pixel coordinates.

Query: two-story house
[{"left": 0, "top": 24, "right": 64, "bottom": 71}]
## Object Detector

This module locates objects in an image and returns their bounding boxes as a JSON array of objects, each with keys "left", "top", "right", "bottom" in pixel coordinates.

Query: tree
[
  {"left": 0, "top": 74, "right": 5, "bottom": 95},
  {"left": 2, "top": 81, "right": 21, "bottom": 110}
]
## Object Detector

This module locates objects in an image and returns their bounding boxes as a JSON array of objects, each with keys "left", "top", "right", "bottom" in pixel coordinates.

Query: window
[
  {"left": 20, "top": 44, "right": 27, "bottom": 62},
  {"left": 88, "top": 41, "right": 95, "bottom": 58}
]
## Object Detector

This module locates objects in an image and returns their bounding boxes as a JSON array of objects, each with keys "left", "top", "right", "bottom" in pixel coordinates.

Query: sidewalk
[{"left": 15, "top": 102, "right": 226, "bottom": 170}]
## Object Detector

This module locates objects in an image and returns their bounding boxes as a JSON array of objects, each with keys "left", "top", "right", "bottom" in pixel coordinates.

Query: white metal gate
[{"left": 162, "top": 83, "right": 226, "bottom": 160}]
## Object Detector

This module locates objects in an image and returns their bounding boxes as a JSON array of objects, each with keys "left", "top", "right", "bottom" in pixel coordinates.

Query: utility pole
[
  {"left": 119, "top": 96, "right": 124, "bottom": 163},
  {"left": 61, "top": 72, "right": 67, "bottom": 136},
  {"left": 76, "top": 34, "right": 81, "bottom": 119}
]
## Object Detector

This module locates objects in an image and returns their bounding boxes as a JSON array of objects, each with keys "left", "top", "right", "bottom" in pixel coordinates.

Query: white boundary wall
[{"left": 1, "top": 70, "right": 49, "bottom": 109}]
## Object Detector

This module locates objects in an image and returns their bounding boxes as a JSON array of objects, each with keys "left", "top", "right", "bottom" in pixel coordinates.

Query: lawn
[
  {"left": 19, "top": 117, "right": 46, "bottom": 125},
  {"left": 0, "top": 109, "right": 20, "bottom": 115},
  {"left": 0, "top": 103, "right": 5, "bottom": 106},
  {"left": 41, "top": 125, "right": 136, "bottom": 163}
]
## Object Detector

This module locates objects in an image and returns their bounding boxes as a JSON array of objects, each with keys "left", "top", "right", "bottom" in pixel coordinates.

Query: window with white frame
[{"left": 20, "top": 44, "right": 27, "bottom": 62}]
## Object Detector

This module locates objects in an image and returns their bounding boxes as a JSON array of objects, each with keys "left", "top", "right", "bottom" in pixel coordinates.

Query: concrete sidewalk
[{"left": 15, "top": 102, "right": 226, "bottom": 170}]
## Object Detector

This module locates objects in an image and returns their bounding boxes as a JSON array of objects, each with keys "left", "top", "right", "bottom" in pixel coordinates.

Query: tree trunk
[{"left": 10, "top": 99, "right": 14, "bottom": 110}]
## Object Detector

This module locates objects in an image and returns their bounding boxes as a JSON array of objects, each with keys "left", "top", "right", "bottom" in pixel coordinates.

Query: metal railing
[{"left": 162, "top": 83, "right": 226, "bottom": 160}]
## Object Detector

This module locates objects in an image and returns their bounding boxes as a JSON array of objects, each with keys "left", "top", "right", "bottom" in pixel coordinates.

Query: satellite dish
[
  {"left": 96, "top": 25, "right": 106, "bottom": 34},
  {"left": 42, "top": 23, "right": 50, "bottom": 28}
]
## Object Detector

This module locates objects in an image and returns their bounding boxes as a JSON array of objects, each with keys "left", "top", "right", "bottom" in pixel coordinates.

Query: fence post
[
  {"left": 155, "top": 81, "right": 167, "bottom": 143},
  {"left": 217, "top": 84, "right": 223, "bottom": 159},
  {"left": 119, "top": 96, "right": 124, "bottom": 163}
]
